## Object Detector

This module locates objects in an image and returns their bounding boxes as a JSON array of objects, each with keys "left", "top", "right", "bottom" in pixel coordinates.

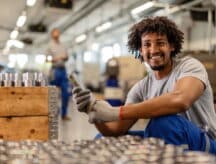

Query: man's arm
[
  {"left": 72, "top": 87, "right": 137, "bottom": 136},
  {"left": 121, "top": 76, "right": 205, "bottom": 119},
  {"left": 94, "top": 119, "right": 137, "bottom": 136},
  {"left": 89, "top": 76, "right": 205, "bottom": 123}
]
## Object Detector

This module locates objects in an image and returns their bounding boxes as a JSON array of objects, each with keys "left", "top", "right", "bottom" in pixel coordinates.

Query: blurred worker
[
  {"left": 47, "top": 28, "right": 71, "bottom": 120},
  {"left": 73, "top": 16, "right": 216, "bottom": 154},
  {"left": 104, "top": 58, "right": 123, "bottom": 106}
]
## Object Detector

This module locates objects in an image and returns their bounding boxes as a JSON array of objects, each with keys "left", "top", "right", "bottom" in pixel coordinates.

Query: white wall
[{"left": 189, "top": 21, "right": 216, "bottom": 51}]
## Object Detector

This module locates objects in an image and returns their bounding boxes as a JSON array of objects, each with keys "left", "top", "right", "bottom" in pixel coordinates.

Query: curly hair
[{"left": 127, "top": 16, "right": 184, "bottom": 62}]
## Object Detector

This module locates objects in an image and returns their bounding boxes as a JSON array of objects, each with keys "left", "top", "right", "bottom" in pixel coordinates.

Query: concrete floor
[
  {"left": 58, "top": 99, "right": 149, "bottom": 143},
  {"left": 59, "top": 100, "right": 98, "bottom": 142}
]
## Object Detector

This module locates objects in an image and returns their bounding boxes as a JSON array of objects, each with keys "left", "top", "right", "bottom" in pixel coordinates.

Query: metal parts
[
  {"left": 0, "top": 72, "right": 47, "bottom": 87},
  {"left": 0, "top": 136, "right": 215, "bottom": 164}
]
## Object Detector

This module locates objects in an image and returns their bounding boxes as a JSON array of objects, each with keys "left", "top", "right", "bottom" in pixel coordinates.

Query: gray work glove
[
  {"left": 72, "top": 87, "right": 96, "bottom": 113},
  {"left": 88, "top": 100, "right": 120, "bottom": 123}
]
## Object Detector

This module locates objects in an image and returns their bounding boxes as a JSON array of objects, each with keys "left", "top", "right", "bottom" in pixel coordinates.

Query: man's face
[
  {"left": 51, "top": 29, "right": 60, "bottom": 40},
  {"left": 140, "top": 33, "right": 174, "bottom": 71}
]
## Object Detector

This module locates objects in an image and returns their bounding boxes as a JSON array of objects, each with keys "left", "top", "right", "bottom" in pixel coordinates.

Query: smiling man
[{"left": 73, "top": 16, "right": 216, "bottom": 154}]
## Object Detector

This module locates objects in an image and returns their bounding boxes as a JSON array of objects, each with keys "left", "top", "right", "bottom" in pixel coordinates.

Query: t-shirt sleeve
[
  {"left": 125, "top": 81, "right": 144, "bottom": 104},
  {"left": 177, "top": 57, "right": 208, "bottom": 86}
]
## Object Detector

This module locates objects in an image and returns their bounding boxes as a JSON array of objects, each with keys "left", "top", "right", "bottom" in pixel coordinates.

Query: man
[
  {"left": 47, "top": 28, "right": 71, "bottom": 120},
  {"left": 73, "top": 17, "right": 216, "bottom": 153}
]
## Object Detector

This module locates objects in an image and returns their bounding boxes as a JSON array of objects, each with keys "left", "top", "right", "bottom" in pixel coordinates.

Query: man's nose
[{"left": 150, "top": 44, "right": 160, "bottom": 54}]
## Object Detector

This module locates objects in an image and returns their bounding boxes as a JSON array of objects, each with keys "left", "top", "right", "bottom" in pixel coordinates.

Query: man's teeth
[{"left": 151, "top": 55, "right": 162, "bottom": 59}]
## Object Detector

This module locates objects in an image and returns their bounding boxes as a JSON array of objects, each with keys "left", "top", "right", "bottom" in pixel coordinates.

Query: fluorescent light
[
  {"left": 16, "top": 12, "right": 27, "bottom": 27},
  {"left": 83, "top": 51, "right": 93, "bottom": 63},
  {"left": 96, "top": 22, "right": 112, "bottom": 33},
  {"left": 75, "top": 34, "right": 87, "bottom": 43},
  {"left": 131, "top": 1, "right": 154, "bottom": 15},
  {"left": 16, "top": 54, "right": 28, "bottom": 68},
  {"left": 113, "top": 43, "right": 121, "bottom": 56},
  {"left": 35, "top": 54, "right": 46, "bottom": 64},
  {"left": 92, "top": 43, "right": 99, "bottom": 51},
  {"left": 101, "top": 46, "right": 113, "bottom": 63},
  {"left": 7, "top": 40, "right": 24, "bottom": 49},
  {"left": 27, "top": 0, "right": 36, "bottom": 6},
  {"left": 9, "top": 54, "right": 17, "bottom": 62},
  {"left": 8, "top": 54, "right": 16, "bottom": 68},
  {"left": 10, "top": 30, "right": 19, "bottom": 39},
  {"left": 8, "top": 54, "right": 28, "bottom": 69}
]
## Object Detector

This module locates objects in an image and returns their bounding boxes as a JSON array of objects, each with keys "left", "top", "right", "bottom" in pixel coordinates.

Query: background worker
[
  {"left": 104, "top": 57, "right": 123, "bottom": 107},
  {"left": 73, "top": 16, "right": 216, "bottom": 154},
  {"left": 47, "top": 28, "right": 71, "bottom": 120}
]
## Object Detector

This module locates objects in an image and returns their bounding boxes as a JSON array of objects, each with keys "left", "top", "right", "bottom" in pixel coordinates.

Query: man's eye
[
  {"left": 158, "top": 42, "right": 166, "bottom": 46},
  {"left": 143, "top": 43, "right": 150, "bottom": 47}
]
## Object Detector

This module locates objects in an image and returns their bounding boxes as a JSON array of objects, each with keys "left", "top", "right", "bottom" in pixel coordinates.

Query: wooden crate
[{"left": 0, "top": 87, "right": 58, "bottom": 141}]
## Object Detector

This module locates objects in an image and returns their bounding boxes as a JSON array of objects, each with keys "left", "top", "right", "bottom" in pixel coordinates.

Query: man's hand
[
  {"left": 72, "top": 87, "right": 95, "bottom": 113},
  {"left": 88, "top": 100, "right": 120, "bottom": 123}
]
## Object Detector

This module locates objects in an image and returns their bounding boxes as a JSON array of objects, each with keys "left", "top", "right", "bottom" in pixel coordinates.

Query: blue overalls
[
  {"left": 96, "top": 115, "right": 216, "bottom": 154},
  {"left": 50, "top": 67, "right": 71, "bottom": 118}
]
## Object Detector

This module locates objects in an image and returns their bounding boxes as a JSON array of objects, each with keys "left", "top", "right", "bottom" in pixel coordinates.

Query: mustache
[{"left": 147, "top": 52, "right": 164, "bottom": 59}]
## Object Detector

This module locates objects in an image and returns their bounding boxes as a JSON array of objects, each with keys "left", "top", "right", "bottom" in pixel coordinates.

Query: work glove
[
  {"left": 72, "top": 87, "right": 96, "bottom": 113},
  {"left": 88, "top": 100, "right": 120, "bottom": 123}
]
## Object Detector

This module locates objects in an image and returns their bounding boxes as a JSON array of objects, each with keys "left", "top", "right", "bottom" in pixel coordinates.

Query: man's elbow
[{"left": 174, "top": 96, "right": 191, "bottom": 112}]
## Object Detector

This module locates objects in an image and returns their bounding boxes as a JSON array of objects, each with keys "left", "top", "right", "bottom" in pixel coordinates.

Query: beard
[
  {"left": 147, "top": 52, "right": 166, "bottom": 71},
  {"left": 150, "top": 65, "right": 166, "bottom": 71}
]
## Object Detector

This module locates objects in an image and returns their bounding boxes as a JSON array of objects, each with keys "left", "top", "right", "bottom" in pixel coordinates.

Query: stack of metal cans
[
  {"left": 0, "top": 136, "right": 215, "bottom": 164},
  {"left": 0, "top": 72, "right": 47, "bottom": 87}
]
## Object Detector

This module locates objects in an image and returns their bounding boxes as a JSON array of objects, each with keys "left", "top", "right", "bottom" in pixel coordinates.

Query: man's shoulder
[{"left": 174, "top": 55, "right": 203, "bottom": 67}]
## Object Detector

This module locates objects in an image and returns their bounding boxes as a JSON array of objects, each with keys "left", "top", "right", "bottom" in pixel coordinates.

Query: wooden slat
[
  {"left": 0, "top": 116, "right": 48, "bottom": 141},
  {"left": 0, "top": 87, "right": 48, "bottom": 116}
]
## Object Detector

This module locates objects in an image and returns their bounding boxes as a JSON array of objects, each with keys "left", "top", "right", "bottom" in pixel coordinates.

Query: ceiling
[{"left": 0, "top": 0, "right": 214, "bottom": 55}]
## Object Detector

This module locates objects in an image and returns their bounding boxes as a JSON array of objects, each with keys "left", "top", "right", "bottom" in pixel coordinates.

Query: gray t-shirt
[
  {"left": 47, "top": 40, "right": 68, "bottom": 68},
  {"left": 126, "top": 56, "right": 216, "bottom": 138}
]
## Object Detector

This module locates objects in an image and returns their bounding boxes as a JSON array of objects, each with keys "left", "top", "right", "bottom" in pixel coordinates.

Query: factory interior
[{"left": 0, "top": 0, "right": 216, "bottom": 163}]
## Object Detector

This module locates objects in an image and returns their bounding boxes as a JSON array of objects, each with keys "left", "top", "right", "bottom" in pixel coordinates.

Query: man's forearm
[
  {"left": 94, "top": 119, "right": 136, "bottom": 136},
  {"left": 95, "top": 122, "right": 123, "bottom": 136},
  {"left": 122, "top": 92, "right": 188, "bottom": 119}
]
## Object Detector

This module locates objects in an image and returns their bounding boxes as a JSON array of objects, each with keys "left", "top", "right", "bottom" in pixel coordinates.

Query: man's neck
[
  {"left": 53, "top": 38, "right": 59, "bottom": 43},
  {"left": 154, "top": 61, "right": 173, "bottom": 80}
]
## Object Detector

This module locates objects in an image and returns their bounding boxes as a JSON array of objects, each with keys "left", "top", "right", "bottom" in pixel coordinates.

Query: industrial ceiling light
[
  {"left": 16, "top": 12, "right": 27, "bottom": 27},
  {"left": 16, "top": 54, "right": 28, "bottom": 68},
  {"left": 131, "top": 1, "right": 155, "bottom": 15},
  {"left": 6, "top": 40, "right": 24, "bottom": 49},
  {"left": 27, "top": 0, "right": 36, "bottom": 7},
  {"left": 10, "top": 30, "right": 19, "bottom": 39},
  {"left": 75, "top": 34, "right": 87, "bottom": 43},
  {"left": 35, "top": 54, "right": 46, "bottom": 64},
  {"left": 92, "top": 43, "right": 99, "bottom": 51},
  {"left": 96, "top": 21, "right": 112, "bottom": 33}
]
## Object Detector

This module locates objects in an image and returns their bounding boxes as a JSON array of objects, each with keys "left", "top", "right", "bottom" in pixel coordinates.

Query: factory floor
[{"left": 58, "top": 99, "right": 149, "bottom": 143}]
